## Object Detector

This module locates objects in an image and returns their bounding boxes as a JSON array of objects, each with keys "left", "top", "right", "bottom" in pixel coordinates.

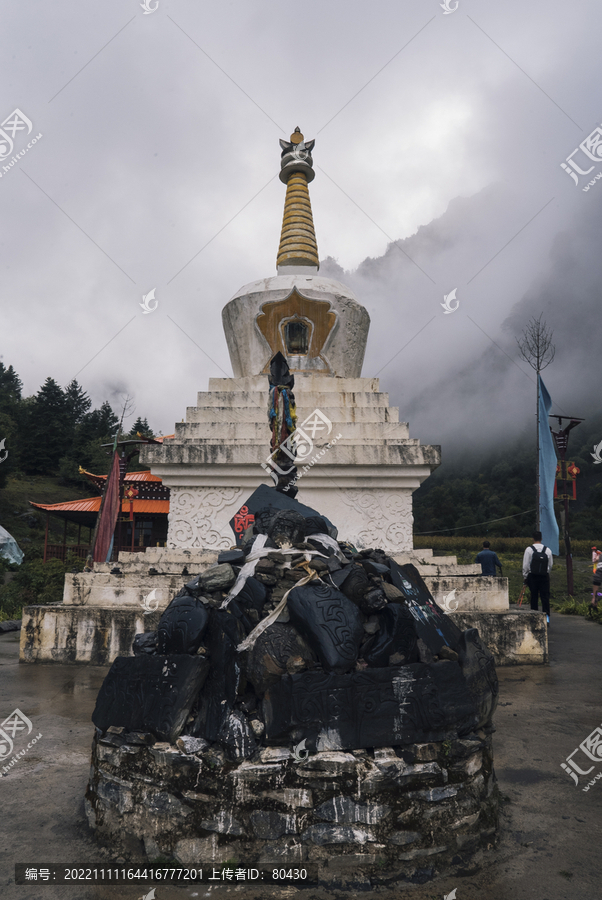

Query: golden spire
[{"left": 276, "top": 128, "right": 319, "bottom": 271}]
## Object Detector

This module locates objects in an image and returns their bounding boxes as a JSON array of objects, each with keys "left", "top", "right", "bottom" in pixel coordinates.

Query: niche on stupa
[{"left": 255, "top": 288, "right": 337, "bottom": 374}]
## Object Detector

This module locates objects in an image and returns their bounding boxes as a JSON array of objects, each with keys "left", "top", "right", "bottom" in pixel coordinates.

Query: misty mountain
[{"left": 320, "top": 183, "right": 602, "bottom": 461}]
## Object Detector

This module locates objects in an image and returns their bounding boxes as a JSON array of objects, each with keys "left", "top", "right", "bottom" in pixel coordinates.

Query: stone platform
[
  {"left": 86, "top": 729, "right": 498, "bottom": 879},
  {"left": 20, "top": 547, "right": 516, "bottom": 666}
]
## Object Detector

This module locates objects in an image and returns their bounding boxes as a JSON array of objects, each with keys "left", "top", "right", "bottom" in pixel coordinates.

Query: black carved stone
[
  {"left": 247, "top": 623, "right": 317, "bottom": 693},
  {"left": 218, "top": 548, "right": 246, "bottom": 565},
  {"left": 457, "top": 628, "right": 499, "bottom": 729},
  {"left": 194, "top": 610, "right": 246, "bottom": 742},
  {"left": 361, "top": 587, "right": 388, "bottom": 614},
  {"left": 263, "top": 662, "right": 480, "bottom": 750},
  {"left": 157, "top": 595, "right": 209, "bottom": 655},
  {"left": 132, "top": 632, "right": 158, "bottom": 656},
  {"left": 267, "top": 509, "right": 307, "bottom": 546},
  {"left": 334, "top": 563, "right": 371, "bottom": 604},
  {"left": 269, "top": 351, "right": 294, "bottom": 389},
  {"left": 227, "top": 598, "right": 254, "bottom": 634},
  {"left": 362, "top": 605, "right": 418, "bottom": 667},
  {"left": 389, "top": 561, "right": 463, "bottom": 656},
  {"left": 287, "top": 581, "right": 364, "bottom": 675},
  {"left": 304, "top": 515, "right": 330, "bottom": 536},
  {"left": 92, "top": 655, "right": 210, "bottom": 743},
  {"left": 230, "top": 484, "right": 337, "bottom": 546},
  {"left": 359, "top": 559, "right": 391, "bottom": 577},
  {"left": 236, "top": 576, "right": 268, "bottom": 614},
  {"left": 218, "top": 710, "right": 257, "bottom": 760}
]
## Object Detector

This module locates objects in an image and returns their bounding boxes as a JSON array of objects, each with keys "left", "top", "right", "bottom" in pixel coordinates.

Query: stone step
[
  {"left": 185, "top": 405, "right": 401, "bottom": 424},
  {"left": 418, "top": 564, "right": 481, "bottom": 576},
  {"left": 61, "top": 569, "right": 508, "bottom": 613},
  {"left": 171, "top": 421, "right": 411, "bottom": 442},
  {"left": 195, "top": 391, "right": 392, "bottom": 408},
  {"left": 208, "top": 376, "right": 380, "bottom": 393},
  {"left": 141, "top": 441, "right": 435, "bottom": 467},
  {"left": 424, "top": 576, "right": 509, "bottom": 612}
]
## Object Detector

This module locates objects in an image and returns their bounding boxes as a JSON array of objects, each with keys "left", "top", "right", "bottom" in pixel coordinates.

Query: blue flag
[{"left": 539, "top": 375, "right": 559, "bottom": 555}]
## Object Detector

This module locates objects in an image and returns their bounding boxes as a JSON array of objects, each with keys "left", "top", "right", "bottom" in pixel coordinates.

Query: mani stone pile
[{"left": 87, "top": 495, "right": 500, "bottom": 881}]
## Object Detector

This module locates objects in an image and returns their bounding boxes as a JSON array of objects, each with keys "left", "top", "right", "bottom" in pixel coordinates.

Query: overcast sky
[{"left": 1, "top": 0, "right": 600, "bottom": 450}]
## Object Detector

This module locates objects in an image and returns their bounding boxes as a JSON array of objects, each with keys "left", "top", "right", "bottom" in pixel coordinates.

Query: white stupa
[{"left": 140, "top": 128, "right": 440, "bottom": 552}]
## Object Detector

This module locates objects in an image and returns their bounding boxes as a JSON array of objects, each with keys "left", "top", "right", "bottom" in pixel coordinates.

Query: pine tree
[
  {"left": 23, "top": 378, "right": 71, "bottom": 474},
  {"left": 128, "top": 416, "right": 152, "bottom": 438},
  {"left": 0, "top": 362, "right": 22, "bottom": 415},
  {"left": 64, "top": 379, "right": 91, "bottom": 425}
]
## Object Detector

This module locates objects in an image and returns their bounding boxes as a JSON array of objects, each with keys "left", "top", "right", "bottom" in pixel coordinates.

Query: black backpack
[{"left": 530, "top": 545, "right": 548, "bottom": 576}]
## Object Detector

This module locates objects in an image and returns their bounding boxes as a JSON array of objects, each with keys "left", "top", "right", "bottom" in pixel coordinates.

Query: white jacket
[{"left": 522, "top": 543, "right": 553, "bottom": 578}]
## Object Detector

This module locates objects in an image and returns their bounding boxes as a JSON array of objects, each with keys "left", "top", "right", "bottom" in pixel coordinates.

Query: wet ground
[{"left": 0, "top": 609, "right": 601, "bottom": 900}]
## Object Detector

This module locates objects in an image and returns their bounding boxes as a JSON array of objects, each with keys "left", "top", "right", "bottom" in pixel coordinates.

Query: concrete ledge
[
  {"left": 20, "top": 605, "right": 159, "bottom": 665},
  {"left": 449, "top": 611, "right": 548, "bottom": 666},
  {"left": 426, "top": 577, "right": 509, "bottom": 613}
]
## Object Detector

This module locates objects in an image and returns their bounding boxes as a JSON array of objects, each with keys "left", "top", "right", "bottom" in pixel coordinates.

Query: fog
[{"left": 1, "top": 0, "right": 600, "bottom": 450}]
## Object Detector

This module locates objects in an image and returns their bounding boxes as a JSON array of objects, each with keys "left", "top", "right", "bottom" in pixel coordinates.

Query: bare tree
[
  {"left": 117, "top": 394, "right": 136, "bottom": 437},
  {"left": 516, "top": 315, "right": 555, "bottom": 374},
  {"left": 516, "top": 315, "right": 555, "bottom": 530}
]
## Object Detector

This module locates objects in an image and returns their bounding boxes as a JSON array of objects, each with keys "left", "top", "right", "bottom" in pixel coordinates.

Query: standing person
[
  {"left": 590, "top": 547, "right": 602, "bottom": 612},
  {"left": 522, "top": 531, "right": 554, "bottom": 625},
  {"left": 475, "top": 541, "right": 503, "bottom": 576}
]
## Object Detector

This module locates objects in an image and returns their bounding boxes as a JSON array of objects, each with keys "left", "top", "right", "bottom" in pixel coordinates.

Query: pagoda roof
[
  {"left": 79, "top": 468, "right": 164, "bottom": 491},
  {"left": 30, "top": 497, "right": 169, "bottom": 528}
]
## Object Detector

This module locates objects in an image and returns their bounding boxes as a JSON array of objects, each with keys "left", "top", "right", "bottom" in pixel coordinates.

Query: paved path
[{"left": 0, "top": 610, "right": 600, "bottom": 900}]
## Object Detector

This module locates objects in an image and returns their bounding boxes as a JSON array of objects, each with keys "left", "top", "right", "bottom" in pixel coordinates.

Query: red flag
[{"left": 93, "top": 451, "right": 121, "bottom": 562}]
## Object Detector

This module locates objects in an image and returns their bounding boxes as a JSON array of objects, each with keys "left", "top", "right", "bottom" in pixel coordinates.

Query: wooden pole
[
  {"left": 536, "top": 372, "right": 540, "bottom": 531},
  {"left": 43, "top": 512, "right": 49, "bottom": 563}
]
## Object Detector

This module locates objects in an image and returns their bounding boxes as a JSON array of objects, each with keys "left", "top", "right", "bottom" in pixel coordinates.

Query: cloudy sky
[{"left": 1, "top": 0, "right": 600, "bottom": 450}]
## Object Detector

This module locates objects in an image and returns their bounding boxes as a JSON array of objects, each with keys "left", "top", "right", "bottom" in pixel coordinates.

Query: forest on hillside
[
  {"left": 0, "top": 361, "right": 155, "bottom": 490},
  {"left": 412, "top": 414, "right": 602, "bottom": 540},
  {"left": 0, "top": 359, "right": 601, "bottom": 541}
]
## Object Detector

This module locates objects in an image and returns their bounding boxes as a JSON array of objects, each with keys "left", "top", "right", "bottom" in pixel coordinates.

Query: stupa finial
[{"left": 276, "top": 128, "right": 319, "bottom": 270}]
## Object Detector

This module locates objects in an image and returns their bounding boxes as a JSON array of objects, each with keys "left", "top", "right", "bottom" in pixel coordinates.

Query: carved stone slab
[
  {"left": 229, "top": 484, "right": 337, "bottom": 546},
  {"left": 92, "top": 655, "right": 210, "bottom": 743},
  {"left": 287, "top": 581, "right": 364, "bottom": 675},
  {"left": 157, "top": 595, "right": 209, "bottom": 655},
  {"left": 389, "top": 561, "right": 463, "bottom": 655},
  {"left": 263, "top": 663, "right": 480, "bottom": 751},
  {"left": 457, "top": 628, "right": 499, "bottom": 729}
]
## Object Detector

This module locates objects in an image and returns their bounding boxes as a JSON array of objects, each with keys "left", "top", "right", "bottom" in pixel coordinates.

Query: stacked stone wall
[{"left": 86, "top": 728, "right": 498, "bottom": 882}]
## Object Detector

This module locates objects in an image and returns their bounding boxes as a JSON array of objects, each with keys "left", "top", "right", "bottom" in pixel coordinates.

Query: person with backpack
[{"left": 522, "top": 531, "right": 554, "bottom": 625}]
